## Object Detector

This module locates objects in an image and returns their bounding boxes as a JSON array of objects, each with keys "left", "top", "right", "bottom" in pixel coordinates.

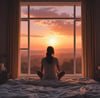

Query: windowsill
[{"left": 19, "top": 74, "right": 82, "bottom": 79}]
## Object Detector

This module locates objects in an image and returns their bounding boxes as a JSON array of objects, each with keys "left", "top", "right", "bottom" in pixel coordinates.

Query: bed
[{"left": 0, "top": 75, "right": 100, "bottom": 98}]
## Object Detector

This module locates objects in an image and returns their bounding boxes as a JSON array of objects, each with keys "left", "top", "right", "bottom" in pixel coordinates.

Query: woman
[{"left": 37, "top": 46, "right": 65, "bottom": 80}]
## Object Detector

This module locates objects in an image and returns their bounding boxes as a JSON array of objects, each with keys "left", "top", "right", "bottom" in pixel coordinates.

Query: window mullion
[
  {"left": 20, "top": 48, "right": 28, "bottom": 50},
  {"left": 74, "top": 5, "right": 76, "bottom": 74},
  {"left": 28, "top": 5, "right": 30, "bottom": 75},
  {"left": 21, "top": 18, "right": 81, "bottom": 20}
]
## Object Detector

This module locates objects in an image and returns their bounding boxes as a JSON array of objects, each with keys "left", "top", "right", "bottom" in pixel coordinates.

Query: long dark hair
[{"left": 46, "top": 46, "right": 54, "bottom": 63}]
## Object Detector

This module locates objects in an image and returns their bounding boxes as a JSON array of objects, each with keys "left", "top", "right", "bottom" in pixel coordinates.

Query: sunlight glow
[{"left": 49, "top": 38, "right": 57, "bottom": 45}]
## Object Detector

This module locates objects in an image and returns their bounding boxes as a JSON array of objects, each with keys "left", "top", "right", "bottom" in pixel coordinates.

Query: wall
[
  {"left": 0, "top": 0, "right": 8, "bottom": 63},
  {"left": 95, "top": 0, "right": 100, "bottom": 69}
]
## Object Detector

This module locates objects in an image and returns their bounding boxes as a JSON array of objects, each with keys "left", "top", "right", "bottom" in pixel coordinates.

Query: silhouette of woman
[{"left": 37, "top": 46, "right": 65, "bottom": 80}]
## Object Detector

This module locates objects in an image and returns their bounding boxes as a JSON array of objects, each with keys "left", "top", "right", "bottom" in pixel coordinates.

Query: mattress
[{"left": 0, "top": 76, "right": 99, "bottom": 98}]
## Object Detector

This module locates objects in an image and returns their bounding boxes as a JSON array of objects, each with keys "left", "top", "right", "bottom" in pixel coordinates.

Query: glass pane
[
  {"left": 20, "top": 50, "right": 28, "bottom": 74},
  {"left": 76, "top": 21, "right": 82, "bottom": 73},
  {"left": 30, "top": 19, "right": 74, "bottom": 74},
  {"left": 20, "top": 21, "right": 28, "bottom": 48},
  {"left": 21, "top": 6, "right": 28, "bottom": 18},
  {"left": 30, "top": 6, "right": 74, "bottom": 18},
  {"left": 76, "top": 6, "right": 81, "bottom": 18}
]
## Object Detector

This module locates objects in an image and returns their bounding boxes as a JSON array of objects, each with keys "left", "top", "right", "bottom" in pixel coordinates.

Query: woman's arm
[
  {"left": 41, "top": 58, "right": 44, "bottom": 73},
  {"left": 56, "top": 58, "right": 60, "bottom": 72},
  {"left": 41, "top": 64, "right": 43, "bottom": 73},
  {"left": 57, "top": 64, "right": 60, "bottom": 72}
]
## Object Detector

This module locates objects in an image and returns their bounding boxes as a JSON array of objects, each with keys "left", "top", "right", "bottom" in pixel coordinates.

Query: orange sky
[{"left": 20, "top": 6, "right": 81, "bottom": 50}]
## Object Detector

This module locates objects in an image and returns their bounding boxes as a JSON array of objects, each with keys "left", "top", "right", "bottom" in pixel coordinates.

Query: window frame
[{"left": 20, "top": 2, "right": 82, "bottom": 76}]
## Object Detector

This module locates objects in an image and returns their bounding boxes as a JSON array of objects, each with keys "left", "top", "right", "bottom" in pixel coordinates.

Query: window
[{"left": 20, "top": 3, "right": 81, "bottom": 76}]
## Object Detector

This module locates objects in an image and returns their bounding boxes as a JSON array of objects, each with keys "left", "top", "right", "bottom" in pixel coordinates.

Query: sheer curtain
[
  {"left": 82, "top": 0, "right": 96, "bottom": 79},
  {"left": 8, "top": 0, "right": 20, "bottom": 78}
]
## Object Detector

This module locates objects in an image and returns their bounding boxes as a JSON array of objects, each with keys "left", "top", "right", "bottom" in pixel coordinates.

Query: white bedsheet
[{"left": 0, "top": 76, "right": 100, "bottom": 98}]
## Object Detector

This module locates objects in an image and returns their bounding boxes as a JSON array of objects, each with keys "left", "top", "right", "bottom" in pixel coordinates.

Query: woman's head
[
  {"left": 47, "top": 46, "right": 54, "bottom": 56},
  {"left": 46, "top": 46, "right": 54, "bottom": 63}
]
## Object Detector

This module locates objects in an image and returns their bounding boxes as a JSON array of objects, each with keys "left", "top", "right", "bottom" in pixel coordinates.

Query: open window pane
[
  {"left": 76, "top": 21, "right": 82, "bottom": 73},
  {"left": 30, "top": 6, "right": 74, "bottom": 18},
  {"left": 20, "top": 21, "right": 28, "bottom": 48},
  {"left": 76, "top": 6, "right": 81, "bottom": 18},
  {"left": 20, "top": 50, "right": 28, "bottom": 74},
  {"left": 21, "top": 6, "right": 28, "bottom": 18},
  {"left": 30, "top": 19, "right": 74, "bottom": 74}
]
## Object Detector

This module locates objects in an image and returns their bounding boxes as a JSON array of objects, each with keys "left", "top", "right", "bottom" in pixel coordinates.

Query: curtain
[
  {"left": 7, "top": 0, "right": 20, "bottom": 79},
  {"left": 81, "top": 0, "right": 96, "bottom": 79}
]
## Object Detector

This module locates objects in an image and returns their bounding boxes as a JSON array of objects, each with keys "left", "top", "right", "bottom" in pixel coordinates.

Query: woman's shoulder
[
  {"left": 41, "top": 57, "right": 58, "bottom": 62},
  {"left": 53, "top": 57, "right": 58, "bottom": 61}
]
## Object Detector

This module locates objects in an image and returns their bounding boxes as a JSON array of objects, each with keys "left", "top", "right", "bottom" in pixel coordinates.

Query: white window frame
[{"left": 20, "top": 2, "right": 82, "bottom": 77}]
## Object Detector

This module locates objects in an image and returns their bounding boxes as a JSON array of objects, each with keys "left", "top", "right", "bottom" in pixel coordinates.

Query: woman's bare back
[{"left": 41, "top": 57, "right": 58, "bottom": 80}]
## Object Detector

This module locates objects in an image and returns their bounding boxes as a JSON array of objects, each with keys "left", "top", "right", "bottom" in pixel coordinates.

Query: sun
[
  {"left": 49, "top": 38, "right": 57, "bottom": 45},
  {"left": 45, "top": 35, "right": 58, "bottom": 46},
  {"left": 50, "top": 39, "right": 56, "bottom": 44}
]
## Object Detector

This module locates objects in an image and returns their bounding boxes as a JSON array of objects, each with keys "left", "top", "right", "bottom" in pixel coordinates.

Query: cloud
[
  {"left": 34, "top": 20, "right": 81, "bottom": 36},
  {"left": 21, "top": 34, "right": 44, "bottom": 38},
  {"left": 22, "top": 7, "right": 71, "bottom": 18},
  {"left": 48, "top": 20, "right": 74, "bottom": 36},
  {"left": 22, "top": 7, "right": 81, "bottom": 36}
]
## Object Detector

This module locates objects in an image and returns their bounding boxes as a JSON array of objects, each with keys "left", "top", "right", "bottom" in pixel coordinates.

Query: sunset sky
[{"left": 20, "top": 6, "right": 81, "bottom": 50}]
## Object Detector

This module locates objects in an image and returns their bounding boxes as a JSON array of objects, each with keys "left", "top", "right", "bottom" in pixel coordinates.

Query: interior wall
[
  {"left": 95, "top": 0, "right": 100, "bottom": 70},
  {"left": 0, "top": 0, "right": 8, "bottom": 64}
]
